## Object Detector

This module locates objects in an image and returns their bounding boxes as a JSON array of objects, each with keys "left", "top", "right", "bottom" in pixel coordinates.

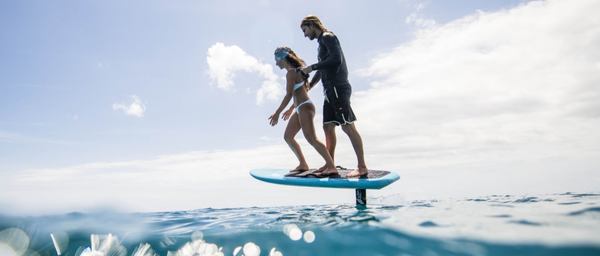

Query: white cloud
[
  {"left": 405, "top": 1, "right": 436, "bottom": 28},
  {"left": 206, "top": 42, "right": 283, "bottom": 105},
  {"left": 112, "top": 95, "right": 146, "bottom": 118},
  {"left": 356, "top": 0, "right": 600, "bottom": 164},
  {"left": 0, "top": 143, "right": 358, "bottom": 214},
  {"left": 0, "top": 130, "right": 71, "bottom": 145}
]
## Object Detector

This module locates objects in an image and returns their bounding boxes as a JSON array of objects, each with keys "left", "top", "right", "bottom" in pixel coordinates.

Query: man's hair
[{"left": 300, "top": 15, "right": 328, "bottom": 32}]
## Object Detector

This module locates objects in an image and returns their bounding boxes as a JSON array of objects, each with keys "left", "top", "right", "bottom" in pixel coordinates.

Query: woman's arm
[
  {"left": 308, "top": 71, "right": 321, "bottom": 91},
  {"left": 269, "top": 71, "right": 295, "bottom": 126},
  {"left": 282, "top": 104, "right": 296, "bottom": 121},
  {"left": 274, "top": 71, "right": 295, "bottom": 114}
]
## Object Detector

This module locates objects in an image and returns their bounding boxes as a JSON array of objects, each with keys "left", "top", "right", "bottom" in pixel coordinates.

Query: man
[{"left": 299, "top": 15, "right": 368, "bottom": 178}]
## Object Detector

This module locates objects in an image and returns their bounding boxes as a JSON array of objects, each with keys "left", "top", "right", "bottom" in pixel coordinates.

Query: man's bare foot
[{"left": 346, "top": 167, "right": 368, "bottom": 178}]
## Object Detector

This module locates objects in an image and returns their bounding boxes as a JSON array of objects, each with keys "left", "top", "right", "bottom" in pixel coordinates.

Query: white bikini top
[{"left": 293, "top": 81, "right": 305, "bottom": 91}]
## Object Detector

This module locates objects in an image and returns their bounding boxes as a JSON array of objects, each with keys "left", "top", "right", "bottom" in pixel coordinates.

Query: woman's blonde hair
[
  {"left": 300, "top": 15, "right": 328, "bottom": 32},
  {"left": 274, "top": 46, "right": 305, "bottom": 68},
  {"left": 274, "top": 46, "right": 309, "bottom": 81}
]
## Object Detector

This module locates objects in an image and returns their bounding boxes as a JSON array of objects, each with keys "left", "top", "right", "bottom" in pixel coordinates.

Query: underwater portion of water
[{"left": 1, "top": 192, "right": 599, "bottom": 256}]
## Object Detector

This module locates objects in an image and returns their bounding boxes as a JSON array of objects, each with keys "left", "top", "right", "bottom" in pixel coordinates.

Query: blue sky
[
  {"left": 0, "top": 0, "right": 524, "bottom": 170},
  {"left": 1, "top": 0, "right": 599, "bottom": 213}
]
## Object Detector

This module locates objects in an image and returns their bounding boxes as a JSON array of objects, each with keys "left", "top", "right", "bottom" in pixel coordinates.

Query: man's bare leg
[
  {"left": 317, "top": 123, "right": 337, "bottom": 173},
  {"left": 341, "top": 123, "right": 368, "bottom": 177},
  {"left": 298, "top": 106, "right": 337, "bottom": 175}
]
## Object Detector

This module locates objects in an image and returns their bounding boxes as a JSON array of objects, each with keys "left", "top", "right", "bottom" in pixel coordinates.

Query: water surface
[{"left": 1, "top": 192, "right": 599, "bottom": 255}]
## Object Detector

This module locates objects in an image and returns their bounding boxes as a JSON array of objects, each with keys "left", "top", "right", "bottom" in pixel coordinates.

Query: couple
[{"left": 268, "top": 15, "right": 368, "bottom": 178}]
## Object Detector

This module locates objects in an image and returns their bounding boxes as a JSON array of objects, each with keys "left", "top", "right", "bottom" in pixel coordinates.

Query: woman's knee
[
  {"left": 305, "top": 135, "right": 320, "bottom": 146},
  {"left": 284, "top": 132, "right": 295, "bottom": 143}
]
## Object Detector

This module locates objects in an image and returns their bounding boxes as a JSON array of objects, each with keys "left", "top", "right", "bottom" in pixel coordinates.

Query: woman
[{"left": 268, "top": 47, "right": 337, "bottom": 177}]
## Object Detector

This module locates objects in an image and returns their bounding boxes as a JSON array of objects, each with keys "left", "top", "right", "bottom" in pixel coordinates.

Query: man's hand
[{"left": 301, "top": 66, "right": 313, "bottom": 74}]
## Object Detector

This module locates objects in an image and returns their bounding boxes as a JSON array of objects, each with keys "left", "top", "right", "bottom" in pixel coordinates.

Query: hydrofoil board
[{"left": 250, "top": 168, "right": 399, "bottom": 190}]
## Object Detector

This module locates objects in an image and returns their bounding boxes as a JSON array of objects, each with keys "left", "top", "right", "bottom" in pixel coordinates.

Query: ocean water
[{"left": 1, "top": 192, "right": 599, "bottom": 256}]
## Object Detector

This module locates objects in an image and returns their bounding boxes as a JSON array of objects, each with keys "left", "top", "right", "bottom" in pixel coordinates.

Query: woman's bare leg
[{"left": 284, "top": 112, "right": 309, "bottom": 171}]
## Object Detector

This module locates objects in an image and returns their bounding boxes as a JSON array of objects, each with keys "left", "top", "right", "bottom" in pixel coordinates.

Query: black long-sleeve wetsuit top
[{"left": 310, "top": 31, "right": 349, "bottom": 87}]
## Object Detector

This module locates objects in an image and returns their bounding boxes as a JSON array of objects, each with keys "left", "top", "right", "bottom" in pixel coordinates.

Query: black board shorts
[{"left": 323, "top": 83, "right": 356, "bottom": 126}]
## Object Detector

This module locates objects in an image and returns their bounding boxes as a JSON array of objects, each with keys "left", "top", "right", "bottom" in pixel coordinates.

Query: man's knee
[
  {"left": 323, "top": 123, "right": 336, "bottom": 133},
  {"left": 341, "top": 123, "right": 356, "bottom": 134}
]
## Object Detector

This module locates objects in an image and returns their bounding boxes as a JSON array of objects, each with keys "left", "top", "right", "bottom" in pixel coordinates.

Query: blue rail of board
[{"left": 250, "top": 169, "right": 400, "bottom": 189}]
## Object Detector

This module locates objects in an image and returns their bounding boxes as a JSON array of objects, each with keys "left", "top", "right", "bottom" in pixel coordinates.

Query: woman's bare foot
[
  {"left": 285, "top": 164, "right": 309, "bottom": 176},
  {"left": 316, "top": 165, "right": 328, "bottom": 173},
  {"left": 292, "top": 164, "right": 309, "bottom": 172},
  {"left": 318, "top": 166, "right": 339, "bottom": 176}
]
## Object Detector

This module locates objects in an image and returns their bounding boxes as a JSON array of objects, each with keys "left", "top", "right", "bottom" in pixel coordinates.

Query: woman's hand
[
  {"left": 268, "top": 112, "right": 280, "bottom": 126},
  {"left": 282, "top": 107, "right": 294, "bottom": 121}
]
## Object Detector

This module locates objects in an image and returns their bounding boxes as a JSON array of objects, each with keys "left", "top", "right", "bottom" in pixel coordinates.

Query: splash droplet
[
  {"left": 303, "top": 231, "right": 315, "bottom": 243},
  {"left": 243, "top": 242, "right": 261, "bottom": 256}
]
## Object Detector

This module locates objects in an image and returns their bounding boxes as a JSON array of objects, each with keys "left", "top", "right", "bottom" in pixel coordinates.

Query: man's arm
[
  {"left": 302, "top": 33, "right": 343, "bottom": 74},
  {"left": 310, "top": 33, "right": 342, "bottom": 70}
]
